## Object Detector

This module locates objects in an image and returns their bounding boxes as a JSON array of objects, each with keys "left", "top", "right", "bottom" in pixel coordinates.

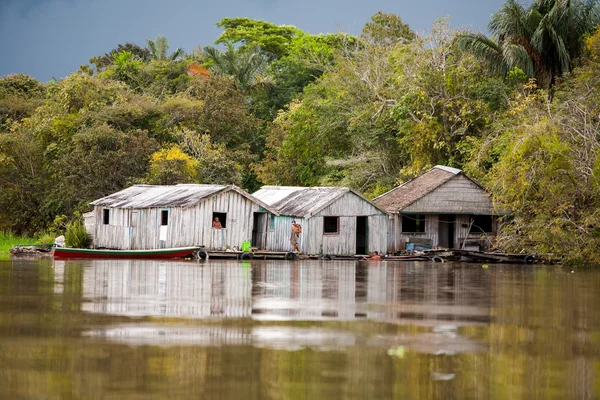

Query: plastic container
[{"left": 241, "top": 241, "right": 251, "bottom": 252}]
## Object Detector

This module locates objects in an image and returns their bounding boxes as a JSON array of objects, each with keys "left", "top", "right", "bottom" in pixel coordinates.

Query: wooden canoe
[{"left": 52, "top": 246, "right": 201, "bottom": 259}]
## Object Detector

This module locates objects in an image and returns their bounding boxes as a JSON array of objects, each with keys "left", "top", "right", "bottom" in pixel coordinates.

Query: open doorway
[
  {"left": 252, "top": 212, "right": 268, "bottom": 249},
  {"left": 438, "top": 214, "right": 456, "bottom": 248},
  {"left": 356, "top": 216, "right": 368, "bottom": 255}
]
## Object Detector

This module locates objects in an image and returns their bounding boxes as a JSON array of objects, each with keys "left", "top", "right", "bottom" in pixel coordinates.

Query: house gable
[{"left": 402, "top": 174, "right": 494, "bottom": 214}]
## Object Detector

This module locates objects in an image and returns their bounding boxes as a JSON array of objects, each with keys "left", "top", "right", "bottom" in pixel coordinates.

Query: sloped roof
[
  {"left": 373, "top": 166, "right": 486, "bottom": 213},
  {"left": 91, "top": 184, "right": 278, "bottom": 213},
  {"left": 253, "top": 186, "right": 387, "bottom": 218}
]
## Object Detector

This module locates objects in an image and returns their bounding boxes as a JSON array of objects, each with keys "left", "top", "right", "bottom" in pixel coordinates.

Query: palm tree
[
  {"left": 203, "top": 41, "right": 270, "bottom": 91},
  {"left": 457, "top": 0, "right": 600, "bottom": 88},
  {"left": 146, "top": 35, "right": 184, "bottom": 61}
]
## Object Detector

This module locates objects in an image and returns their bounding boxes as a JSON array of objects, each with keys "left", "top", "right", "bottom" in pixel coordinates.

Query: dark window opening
[
  {"left": 323, "top": 216, "right": 339, "bottom": 234},
  {"left": 402, "top": 214, "right": 425, "bottom": 233},
  {"left": 212, "top": 212, "right": 227, "bottom": 228},
  {"left": 469, "top": 215, "right": 493, "bottom": 233},
  {"left": 269, "top": 214, "right": 275, "bottom": 230},
  {"left": 103, "top": 209, "right": 110, "bottom": 225},
  {"left": 161, "top": 209, "right": 169, "bottom": 226}
]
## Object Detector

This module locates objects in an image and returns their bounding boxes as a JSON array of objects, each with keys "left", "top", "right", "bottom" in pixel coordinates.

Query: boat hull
[{"left": 52, "top": 247, "right": 201, "bottom": 259}]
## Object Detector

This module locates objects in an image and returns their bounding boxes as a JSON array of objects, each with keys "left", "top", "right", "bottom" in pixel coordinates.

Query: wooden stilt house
[
  {"left": 374, "top": 166, "right": 503, "bottom": 252},
  {"left": 89, "top": 184, "right": 277, "bottom": 250},
  {"left": 253, "top": 186, "right": 389, "bottom": 256}
]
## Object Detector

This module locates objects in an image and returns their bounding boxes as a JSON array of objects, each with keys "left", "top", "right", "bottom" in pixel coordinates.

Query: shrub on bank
[{"left": 65, "top": 220, "right": 90, "bottom": 248}]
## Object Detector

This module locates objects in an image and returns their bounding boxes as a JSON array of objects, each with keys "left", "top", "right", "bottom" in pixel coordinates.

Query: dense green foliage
[
  {"left": 468, "top": 31, "right": 600, "bottom": 265},
  {"left": 2, "top": 3, "right": 600, "bottom": 265}
]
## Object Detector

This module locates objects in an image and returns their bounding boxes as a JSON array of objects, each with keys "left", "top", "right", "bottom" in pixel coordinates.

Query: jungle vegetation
[{"left": 2, "top": 0, "right": 600, "bottom": 265}]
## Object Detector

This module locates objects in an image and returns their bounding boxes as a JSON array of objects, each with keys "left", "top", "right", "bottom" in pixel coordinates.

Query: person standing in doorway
[{"left": 290, "top": 220, "right": 302, "bottom": 253}]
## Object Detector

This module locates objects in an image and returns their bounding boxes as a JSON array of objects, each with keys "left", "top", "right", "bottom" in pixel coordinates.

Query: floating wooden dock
[
  {"left": 199, "top": 249, "right": 298, "bottom": 260},
  {"left": 199, "top": 248, "right": 536, "bottom": 264}
]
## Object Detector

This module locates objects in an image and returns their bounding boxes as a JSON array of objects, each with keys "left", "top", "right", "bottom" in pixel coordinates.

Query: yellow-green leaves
[{"left": 147, "top": 145, "right": 199, "bottom": 185}]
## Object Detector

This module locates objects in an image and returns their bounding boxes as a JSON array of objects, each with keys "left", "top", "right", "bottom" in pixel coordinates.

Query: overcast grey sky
[{"left": 0, "top": 0, "right": 504, "bottom": 81}]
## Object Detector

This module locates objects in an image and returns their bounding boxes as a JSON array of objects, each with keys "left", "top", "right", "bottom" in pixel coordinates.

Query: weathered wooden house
[
  {"left": 373, "top": 166, "right": 502, "bottom": 251},
  {"left": 89, "top": 184, "right": 277, "bottom": 250},
  {"left": 253, "top": 186, "right": 389, "bottom": 256}
]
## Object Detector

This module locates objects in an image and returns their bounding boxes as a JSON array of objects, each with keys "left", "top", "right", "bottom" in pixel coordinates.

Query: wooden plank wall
[
  {"left": 93, "top": 190, "right": 264, "bottom": 250},
  {"left": 389, "top": 214, "right": 439, "bottom": 252},
  {"left": 264, "top": 192, "right": 388, "bottom": 256},
  {"left": 264, "top": 215, "right": 302, "bottom": 252}
]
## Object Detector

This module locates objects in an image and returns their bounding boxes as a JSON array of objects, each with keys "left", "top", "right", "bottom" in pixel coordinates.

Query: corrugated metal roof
[
  {"left": 254, "top": 186, "right": 349, "bottom": 218},
  {"left": 252, "top": 186, "right": 308, "bottom": 207},
  {"left": 92, "top": 184, "right": 233, "bottom": 209},
  {"left": 253, "top": 186, "right": 388, "bottom": 218},
  {"left": 374, "top": 166, "right": 486, "bottom": 213}
]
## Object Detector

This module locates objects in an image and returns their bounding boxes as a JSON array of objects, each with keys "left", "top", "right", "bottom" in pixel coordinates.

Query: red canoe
[{"left": 52, "top": 246, "right": 201, "bottom": 259}]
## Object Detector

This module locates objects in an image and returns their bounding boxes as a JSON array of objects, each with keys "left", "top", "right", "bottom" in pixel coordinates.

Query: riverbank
[{"left": 0, "top": 232, "right": 37, "bottom": 260}]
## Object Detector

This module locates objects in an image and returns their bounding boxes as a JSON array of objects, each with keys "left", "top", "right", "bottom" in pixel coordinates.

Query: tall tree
[
  {"left": 215, "top": 17, "right": 299, "bottom": 59},
  {"left": 457, "top": 0, "right": 600, "bottom": 88},
  {"left": 362, "top": 11, "right": 415, "bottom": 47}
]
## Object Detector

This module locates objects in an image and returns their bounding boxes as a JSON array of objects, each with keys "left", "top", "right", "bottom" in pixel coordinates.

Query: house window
[
  {"left": 469, "top": 215, "right": 493, "bottom": 233},
  {"left": 161, "top": 209, "right": 169, "bottom": 226},
  {"left": 212, "top": 212, "right": 227, "bottom": 228},
  {"left": 103, "top": 209, "right": 110, "bottom": 225},
  {"left": 402, "top": 214, "right": 425, "bottom": 233},
  {"left": 323, "top": 216, "right": 339, "bottom": 235},
  {"left": 269, "top": 214, "right": 275, "bottom": 230}
]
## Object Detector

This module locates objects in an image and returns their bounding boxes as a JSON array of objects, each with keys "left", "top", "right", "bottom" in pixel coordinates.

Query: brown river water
[{"left": 0, "top": 258, "right": 599, "bottom": 399}]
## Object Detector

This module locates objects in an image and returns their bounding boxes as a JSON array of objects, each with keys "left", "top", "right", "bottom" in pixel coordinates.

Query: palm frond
[
  {"left": 502, "top": 43, "right": 536, "bottom": 76},
  {"left": 532, "top": 12, "right": 571, "bottom": 73},
  {"left": 489, "top": 0, "right": 533, "bottom": 40},
  {"left": 202, "top": 41, "right": 270, "bottom": 91},
  {"left": 456, "top": 32, "right": 509, "bottom": 75}
]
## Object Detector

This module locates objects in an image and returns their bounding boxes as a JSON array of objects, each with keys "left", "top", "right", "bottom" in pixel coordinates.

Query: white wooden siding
[
  {"left": 367, "top": 215, "right": 390, "bottom": 255},
  {"left": 93, "top": 190, "right": 264, "bottom": 250}
]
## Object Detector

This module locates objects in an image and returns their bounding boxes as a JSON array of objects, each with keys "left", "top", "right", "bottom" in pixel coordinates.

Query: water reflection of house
[
  {"left": 374, "top": 166, "right": 503, "bottom": 251},
  {"left": 252, "top": 261, "right": 491, "bottom": 324},
  {"left": 252, "top": 262, "right": 357, "bottom": 320},
  {"left": 75, "top": 260, "right": 252, "bottom": 318},
  {"left": 253, "top": 186, "right": 389, "bottom": 256},
  {"left": 63, "top": 259, "right": 491, "bottom": 325},
  {"left": 88, "top": 184, "right": 277, "bottom": 250}
]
